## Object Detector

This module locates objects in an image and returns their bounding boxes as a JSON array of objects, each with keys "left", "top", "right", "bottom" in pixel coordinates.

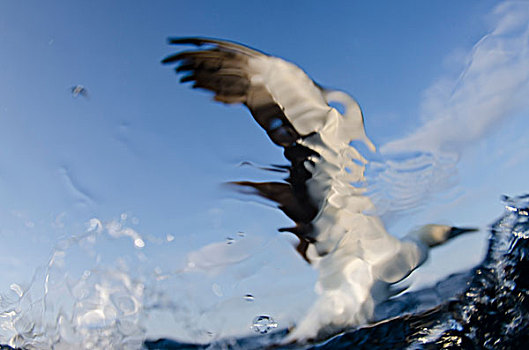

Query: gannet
[{"left": 162, "top": 38, "right": 476, "bottom": 342}]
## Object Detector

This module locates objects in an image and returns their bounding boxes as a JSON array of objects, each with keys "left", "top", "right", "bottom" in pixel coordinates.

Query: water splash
[
  {"left": 0, "top": 211, "right": 305, "bottom": 348},
  {"left": 314, "top": 194, "right": 529, "bottom": 349},
  {"left": 1, "top": 196, "right": 526, "bottom": 348},
  {"left": 0, "top": 215, "right": 148, "bottom": 349},
  {"left": 138, "top": 194, "right": 529, "bottom": 349}
]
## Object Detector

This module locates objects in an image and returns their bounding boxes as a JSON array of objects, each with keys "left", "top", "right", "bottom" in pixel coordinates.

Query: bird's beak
[{"left": 448, "top": 227, "right": 479, "bottom": 240}]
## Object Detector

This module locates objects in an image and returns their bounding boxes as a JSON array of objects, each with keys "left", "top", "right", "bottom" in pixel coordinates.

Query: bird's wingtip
[
  {"left": 167, "top": 37, "right": 220, "bottom": 46},
  {"left": 167, "top": 37, "right": 198, "bottom": 45}
]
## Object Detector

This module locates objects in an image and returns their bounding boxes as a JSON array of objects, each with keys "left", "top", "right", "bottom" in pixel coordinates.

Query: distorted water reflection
[
  {"left": 2, "top": 1, "right": 529, "bottom": 349},
  {"left": 141, "top": 194, "right": 528, "bottom": 349}
]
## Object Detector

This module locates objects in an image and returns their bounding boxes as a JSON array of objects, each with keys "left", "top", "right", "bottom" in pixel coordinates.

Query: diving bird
[{"left": 162, "top": 37, "right": 477, "bottom": 343}]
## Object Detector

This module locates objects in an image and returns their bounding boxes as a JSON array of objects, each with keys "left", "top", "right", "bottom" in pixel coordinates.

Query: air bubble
[{"left": 251, "top": 315, "right": 277, "bottom": 334}]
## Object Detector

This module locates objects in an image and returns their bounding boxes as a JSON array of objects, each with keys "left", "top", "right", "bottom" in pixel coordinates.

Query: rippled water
[
  {"left": 1, "top": 194, "right": 527, "bottom": 349},
  {"left": 2, "top": 3, "right": 529, "bottom": 349}
]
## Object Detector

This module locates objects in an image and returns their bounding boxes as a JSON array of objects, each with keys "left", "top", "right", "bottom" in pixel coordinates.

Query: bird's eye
[{"left": 269, "top": 118, "right": 283, "bottom": 130}]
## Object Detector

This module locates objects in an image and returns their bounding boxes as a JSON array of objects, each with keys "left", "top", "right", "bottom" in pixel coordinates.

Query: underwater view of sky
[{"left": 1, "top": 0, "right": 529, "bottom": 341}]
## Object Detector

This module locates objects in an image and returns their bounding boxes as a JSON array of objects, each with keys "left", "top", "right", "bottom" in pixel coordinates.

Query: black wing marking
[{"left": 163, "top": 37, "right": 323, "bottom": 261}]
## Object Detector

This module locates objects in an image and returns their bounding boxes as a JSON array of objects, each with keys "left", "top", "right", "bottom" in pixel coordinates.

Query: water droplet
[
  {"left": 251, "top": 315, "right": 277, "bottom": 334},
  {"left": 226, "top": 237, "right": 235, "bottom": 244},
  {"left": 244, "top": 294, "right": 255, "bottom": 302},
  {"left": 71, "top": 85, "right": 88, "bottom": 98},
  {"left": 134, "top": 238, "right": 145, "bottom": 248},
  {"left": 166, "top": 234, "right": 175, "bottom": 242},
  {"left": 237, "top": 231, "right": 245, "bottom": 237}
]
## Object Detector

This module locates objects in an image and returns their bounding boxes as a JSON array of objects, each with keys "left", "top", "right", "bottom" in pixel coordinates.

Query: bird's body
[{"left": 163, "top": 38, "right": 475, "bottom": 342}]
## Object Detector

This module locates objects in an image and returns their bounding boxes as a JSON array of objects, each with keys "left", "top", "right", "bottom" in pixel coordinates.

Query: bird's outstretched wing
[
  {"left": 162, "top": 38, "right": 478, "bottom": 342},
  {"left": 162, "top": 37, "right": 373, "bottom": 261}
]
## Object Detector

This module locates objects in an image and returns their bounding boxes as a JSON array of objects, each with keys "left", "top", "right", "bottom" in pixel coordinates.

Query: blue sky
[{"left": 1, "top": 0, "right": 528, "bottom": 342}]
